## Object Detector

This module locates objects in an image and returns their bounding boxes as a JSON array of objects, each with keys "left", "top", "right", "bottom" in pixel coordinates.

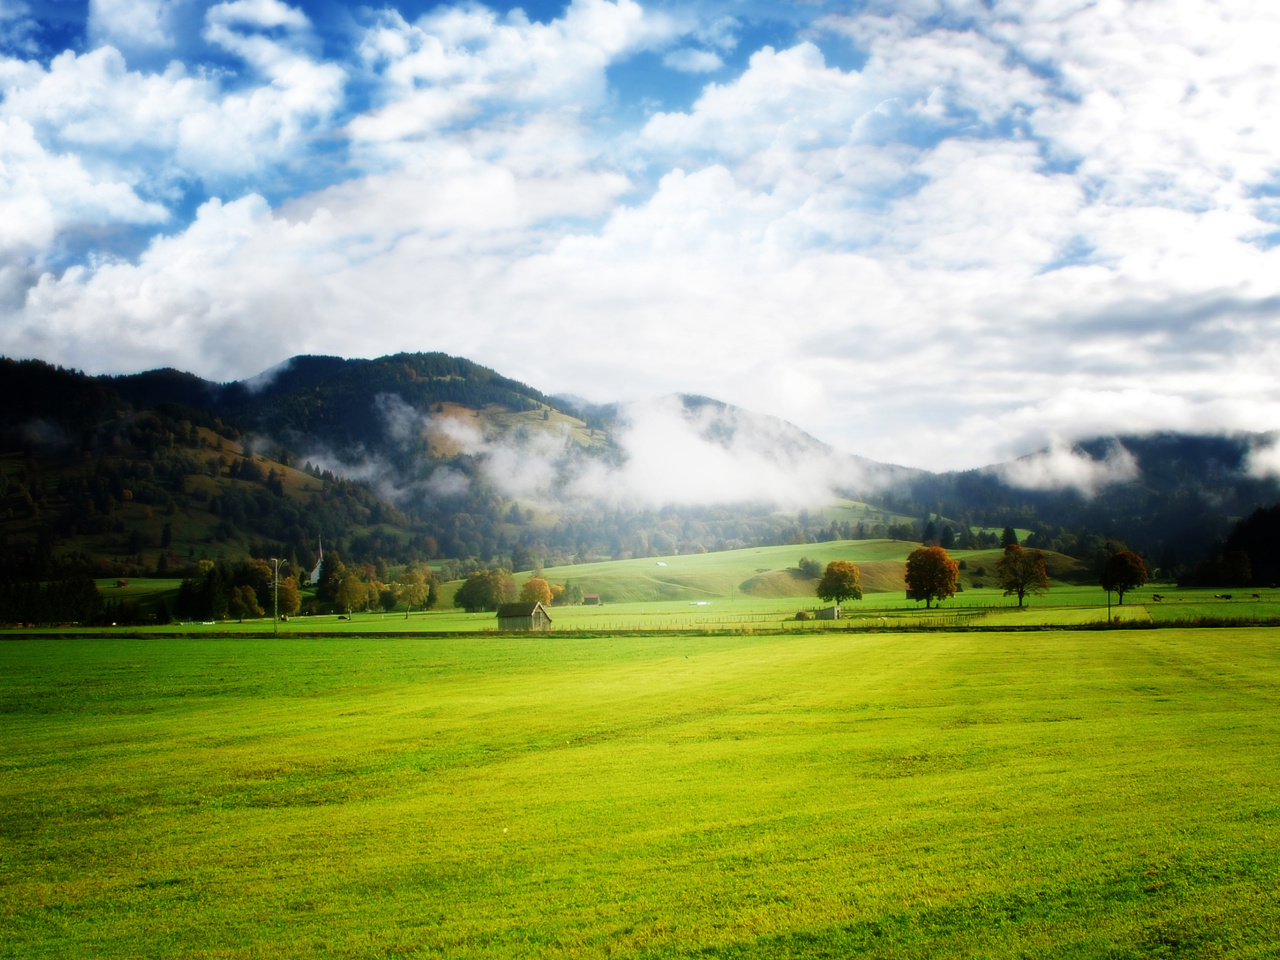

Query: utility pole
[{"left": 270, "top": 558, "right": 286, "bottom": 634}]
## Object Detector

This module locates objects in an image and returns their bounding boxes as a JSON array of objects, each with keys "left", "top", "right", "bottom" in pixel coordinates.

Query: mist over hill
[{"left": 3, "top": 351, "right": 1280, "bottom": 581}]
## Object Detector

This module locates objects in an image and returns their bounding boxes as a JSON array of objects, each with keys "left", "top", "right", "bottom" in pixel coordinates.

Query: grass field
[
  {"left": 83, "top": 570, "right": 1280, "bottom": 636},
  {"left": 3, "top": 628, "right": 1279, "bottom": 958}
]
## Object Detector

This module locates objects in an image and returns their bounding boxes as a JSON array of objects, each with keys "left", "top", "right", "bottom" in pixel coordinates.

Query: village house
[{"left": 496, "top": 601, "right": 553, "bottom": 632}]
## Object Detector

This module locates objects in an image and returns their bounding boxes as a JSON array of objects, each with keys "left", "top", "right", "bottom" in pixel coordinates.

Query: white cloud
[
  {"left": 4, "top": 0, "right": 1280, "bottom": 475},
  {"left": 11, "top": 195, "right": 307, "bottom": 372},
  {"left": 693, "top": 14, "right": 738, "bottom": 52},
  {"left": 641, "top": 42, "right": 873, "bottom": 160},
  {"left": 354, "top": 0, "right": 676, "bottom": 151},
  {"left": 662, "top": 48, "right": 722, "bottom": 73},
  {"left": 0, "top": 114, "right": 168, "bottom": 254},
  {"left": 0, "top": 0, "right": 40, "bottom": 55},
  {"left": 994, "top": 440, "right": 1139, "bottom": 496},
  {"left": 565, "top": 396, "right": 859, "bottom": 507},
  {"left": 352, "top": 393, "right": 886, "bottom": 509},
  {"left": 89, "top": 0, "right": 177, "bottom": 52},
  {"left": 0, "top": 24, "right": 342, "bottom": 188}
]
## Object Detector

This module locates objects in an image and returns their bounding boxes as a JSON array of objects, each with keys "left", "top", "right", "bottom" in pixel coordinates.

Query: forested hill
[
  {"left": 0, "top": 352, "right": 602, "bottom": 581},
  {"left": 3, "top": 353, "right": 1280, "bottom": 586},
  {"left": 0, "top": 358, "right": 407, "bottom": 583},
  {"left": 110, "top": 353, "right": 563, "bottom": 447},
  {"left": 898, "top": 434, "right": 1280, "bottom": 576}
]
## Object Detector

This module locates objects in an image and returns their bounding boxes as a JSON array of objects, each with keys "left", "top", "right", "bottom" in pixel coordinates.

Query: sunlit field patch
[{"left": 3, "top": 629, "right": 1279, "bottom": 958}]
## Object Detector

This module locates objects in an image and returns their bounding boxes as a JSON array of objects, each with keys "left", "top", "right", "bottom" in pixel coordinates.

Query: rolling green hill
[{"left": 475, "top": 540, "right": 1090, "bottom": 605}]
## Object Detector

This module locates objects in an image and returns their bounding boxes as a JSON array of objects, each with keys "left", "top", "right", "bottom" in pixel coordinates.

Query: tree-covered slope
[{"left": 4, "top": 353, "right": 1280, "bottom": 585}]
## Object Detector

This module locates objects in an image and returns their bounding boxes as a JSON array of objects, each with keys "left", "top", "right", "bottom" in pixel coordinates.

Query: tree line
[{"left": 811, "top": 541, "right": 1150, "bottom": 612}]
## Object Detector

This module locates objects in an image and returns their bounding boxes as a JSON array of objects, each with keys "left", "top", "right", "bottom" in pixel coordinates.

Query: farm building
[
  {"left": 582, "top": 593, "right": 602, "bottom": 605},
  {"left": 496, "top": 602, "right": 553, "bottom": 632},
  {"left": 815, "top": 605, "right": 841, "bottom": 620}
]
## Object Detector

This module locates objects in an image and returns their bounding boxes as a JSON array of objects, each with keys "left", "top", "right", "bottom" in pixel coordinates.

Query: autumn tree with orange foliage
[
  {"left": 905, "top": 546, "right": 959, "bottom": 609},
  {"left": 519, "top": 577, "right": 554, "bottom": 606},
  {"left": 816, "top": 561, "right": 863, "bottom": 605}
]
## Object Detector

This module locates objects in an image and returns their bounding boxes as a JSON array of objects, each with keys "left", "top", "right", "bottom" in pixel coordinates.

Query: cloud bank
[{"left": 2, "top": 0, "right": 1280, "bottom": 471}]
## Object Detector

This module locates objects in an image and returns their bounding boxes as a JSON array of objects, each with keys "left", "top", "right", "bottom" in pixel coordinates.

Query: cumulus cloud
[
  {"left": 3, "top": 0, "right": 1280, "bottom": 473},
  {"left": 2, "top": 15, "right": 341, "bottom": 185},
  {"left": 352, "top": 0, "right": 676, "bottom": 155},
  {"left": 0, "top": 115, "right": 168, "bottom": 253}
]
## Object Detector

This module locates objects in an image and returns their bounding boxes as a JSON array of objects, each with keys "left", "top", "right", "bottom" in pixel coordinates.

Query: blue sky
[{"left": 3, "top": 0, "right": 1280, "bottom": 474}]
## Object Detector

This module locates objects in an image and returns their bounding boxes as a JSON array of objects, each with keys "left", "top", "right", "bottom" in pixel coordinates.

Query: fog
[
  {"left": 358, "top": 393, "right": 905, "bottom": 511},
  {"left": 286, "top": 389, "right": 1179, "bottom": 512},
  {"left": 1247, "top": 435, "right": 1280, "bottom": 480},
  {"left": 993, "top": 441, "right": 1141, "bottom": 497}
]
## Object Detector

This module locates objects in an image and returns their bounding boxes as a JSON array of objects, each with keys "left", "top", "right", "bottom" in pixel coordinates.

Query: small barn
[
  {"left": 496, "top": 601, "right": 553, "bottom": 632},
  {"left": 582, "top": 593, "right": 602, "bottom": 605},
  {"left": 815, "top": 605, "right": 841, "bottom": 620}
]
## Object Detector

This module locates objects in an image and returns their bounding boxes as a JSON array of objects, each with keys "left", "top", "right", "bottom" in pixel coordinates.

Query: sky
[{"left": 2, "top": 0, "right": 1279, "bottom": 473}]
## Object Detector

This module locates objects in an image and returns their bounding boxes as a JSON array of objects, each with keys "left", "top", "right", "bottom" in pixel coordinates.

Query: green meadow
[
  {"left": 85, "top": 535, "right": 1280, "bottom": 635},
  {"left": 3, "top": 628, "right": 1279, "bottom": 958}
]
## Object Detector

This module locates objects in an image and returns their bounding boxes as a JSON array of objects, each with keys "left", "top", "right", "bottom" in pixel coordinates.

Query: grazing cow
[{"left": 1151, "top": 594, "right": 1163, "bottom": 602}]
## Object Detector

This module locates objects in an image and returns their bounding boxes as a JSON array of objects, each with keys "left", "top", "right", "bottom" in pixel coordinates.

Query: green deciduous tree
[
  {"left": 228, "top": 584, "right": 263, "bottom": 622},
  {"left": 816, "top": 561, "right": 863, "bottom": 604},
  {"left": 335, "top": 572, "right": 367, "bottom": 613},
  {"left": 453, "top": 568, "right": 517, "bottom": 613},
  {"left": 453, "top": 572, "right": 491, "bottom": 613},
  {"left": 995, "top": 544, "right": 1050, "bottom": 608},
  {"left": 395, "top": 567, "right": 437, "bottom": 617},
  {"left": 905, "top": 546, "right": 959, "bottom": 609},
  {"left": 555, "top": 582, "right": 584, "bottom": 606},
  {"left": 1101, "top": 550, "right": 1147, "bottom": 606}
]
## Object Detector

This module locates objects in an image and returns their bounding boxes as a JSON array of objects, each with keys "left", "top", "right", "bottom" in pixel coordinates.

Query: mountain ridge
[{"left": 2, "top": 352, "right": 1279, "bottom": 581}]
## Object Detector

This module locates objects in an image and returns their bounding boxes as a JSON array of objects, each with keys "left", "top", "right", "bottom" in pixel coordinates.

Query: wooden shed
[
  {"left": 496, "top": 601, "right": 553, "bottom": 632},
  {"left": 582, "top": 593, "right": 602, "bottom": 605},
  {"left": 815, "top": 605, "right": 841, "bottom": 620}
]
